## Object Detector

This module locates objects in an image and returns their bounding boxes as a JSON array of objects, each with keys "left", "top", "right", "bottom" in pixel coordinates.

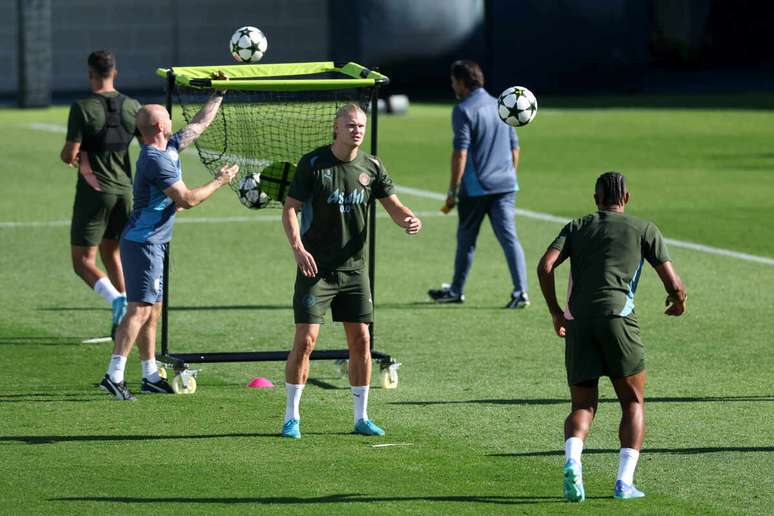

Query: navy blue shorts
[{"left": 120, "top": 239, "right": 167, "bottom": 304}]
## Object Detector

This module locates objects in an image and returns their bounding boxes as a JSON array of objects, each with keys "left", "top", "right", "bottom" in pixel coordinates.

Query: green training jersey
[
  {"left": 549, "top": 210, "right": 670, "bottom": 318},
  {"left": 65, "top": 91, "right": 141, "bottom": 194},
  {"left": 288, "top": 145, "right": 396, "bottom": 272}
]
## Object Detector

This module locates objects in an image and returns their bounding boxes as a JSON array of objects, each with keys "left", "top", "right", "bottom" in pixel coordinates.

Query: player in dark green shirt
[
  {"left": 60, "top": 50, "right": 141, "bottom": 338},
  {"left": 280, "top": 104, "right": 422, "bottom": 439},
  {"left": 537, "top": 172, "right": 686, "bottom": 502}
]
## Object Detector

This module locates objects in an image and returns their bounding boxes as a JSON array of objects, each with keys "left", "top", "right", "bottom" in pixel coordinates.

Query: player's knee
[
  {"left": 294, "top": 334, "right": 317, "bottom": 356},
  {"left": 71, "top": 253, "right": 93, "bottom": 274},
  {"left": 348, "top": 333, "right": 370, "bottom": 354}
]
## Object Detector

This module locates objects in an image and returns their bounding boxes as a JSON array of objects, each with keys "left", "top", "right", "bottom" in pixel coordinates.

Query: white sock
[
  {"left": 351, "top": 385, "right": 369, "bottom": 424},
  {"left": 617, "top": 448, "right": 640, "bottom": 485},
  {"left": 94, "top": 277, "right": 121, "bottom": 304},
  {"left": 284, "top": 383, "right": 305, "bottom": 423},
  {"left": 564, "top": 437, "right": 584, "bottom": 464},
  {"left": 107, "top": 354, "right": 127, "bottom": 383},
  {"left": 141, "top": 360, "right": 160, "bottom": 382}
]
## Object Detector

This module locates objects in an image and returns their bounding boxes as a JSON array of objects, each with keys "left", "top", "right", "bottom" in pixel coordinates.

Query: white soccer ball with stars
[
  {"left": 497, "top": 86, "right": 538, "bottom": 127},
  {"left": 230, "top": 26, "right": 268, "bottom": 63},
  {"left": 238, "top": 173, "right": 271, "bottom": 209}
]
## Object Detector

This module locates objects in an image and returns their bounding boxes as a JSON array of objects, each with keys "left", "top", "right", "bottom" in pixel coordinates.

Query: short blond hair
[{"left": 332, "top": 103, "right": 366, "bottom": 140}]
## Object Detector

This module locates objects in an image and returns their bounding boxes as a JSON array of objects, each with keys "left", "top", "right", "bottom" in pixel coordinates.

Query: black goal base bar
[{"left": 157, "top": 349, "right": 393, "bottom": 369}]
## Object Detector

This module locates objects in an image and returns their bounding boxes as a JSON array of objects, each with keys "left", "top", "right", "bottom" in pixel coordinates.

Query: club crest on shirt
[
  {"left": 167, "top": 148, "right": 179, "bottom": 162},
  {"left": 358, "top": 172, "right": 370, "bottom": 186}
]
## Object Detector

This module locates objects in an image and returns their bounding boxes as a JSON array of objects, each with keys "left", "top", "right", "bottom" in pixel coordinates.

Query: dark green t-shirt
[
  {"left": 549, "top": 210, "right": 670, "bottom": 318},
  {"left": 288, "top": 146, "right": 396, "bottom": 272},
  {"left": 65, "top": 91, "right": 141, "bottom": 194}
]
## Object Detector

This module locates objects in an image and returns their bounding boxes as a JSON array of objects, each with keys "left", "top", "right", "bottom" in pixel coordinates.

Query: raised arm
[
  {"left": 282, "top": 196, "right": 317, "bottom": 277},
  {"left": 378, "top": 194, "right": 422, "bottom": 235},
  {"left": 175, "top": 93, "right": 224, "bottom": 151},
  {"left": 656, "top": 261, "right": 687, "bottom": 316},
  {"left": 164, "top": 163, "right": 238, "bottom": 209},
  {"left": 537, "top": 247, "right": 568, "bottom": 337}
]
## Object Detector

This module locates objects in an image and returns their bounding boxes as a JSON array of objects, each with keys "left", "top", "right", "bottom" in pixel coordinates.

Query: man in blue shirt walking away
[
  {"left": 429, "top": 60, "right": 529, "bottom": 308},
  {"left": 99, "top": 84, "right": 239, "bottom": 400}
]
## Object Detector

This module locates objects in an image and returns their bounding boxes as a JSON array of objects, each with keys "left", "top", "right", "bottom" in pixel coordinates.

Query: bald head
[{"left": 137, "top": 104, "right": 171, "bottom": 141}]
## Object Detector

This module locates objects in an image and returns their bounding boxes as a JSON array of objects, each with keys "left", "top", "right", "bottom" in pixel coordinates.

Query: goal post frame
[{"left": 157, "top": 62, "right": 392, "bottom": 370}]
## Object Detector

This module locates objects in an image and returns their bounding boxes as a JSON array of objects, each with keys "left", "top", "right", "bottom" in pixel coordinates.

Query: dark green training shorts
[
  {"left": 293, "top": 269, "right": 373, "bottom": 324},
  {"left": 564, "top": 314, "right": 645, "bottom": 386},
  {"left": 70, "top": 183, "right": 131, "bottom": 246}
]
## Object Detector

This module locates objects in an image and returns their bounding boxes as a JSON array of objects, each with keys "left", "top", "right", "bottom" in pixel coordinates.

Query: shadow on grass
[
  {"left": 37, "top": 304, "right": 290, "bottom": 312},
  {"left": 0, "top": 336, "right": 84, "bottom": 346},
  {"left": 390, "top": 395, "right": 774, "bottom": 406},
  {"left": 0, "top": 398, "right": 102, "bottom": 404},
  {"left": 50, "top": 493, "right": 571, "bottom": 506},
  {"left": 491, "top": 446, "right": 774, "bottom": 458},
  {"left": 306, "top": 378, "right": 348, "bottom": 390},
  {"left": 0, "top": 431, "right": 373, "bottom": 445},
  {"left": 376, "top": 302, "right": 504, "bottom": 310},
  {"left": 0, "top": 432, "right": 286, "bottom": 444}
]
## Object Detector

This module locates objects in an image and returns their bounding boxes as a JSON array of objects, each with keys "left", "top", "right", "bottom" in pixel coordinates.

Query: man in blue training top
[
  {"left": 99, "top": 85, "right": 238, "bottom": 400},
  {"left": 428, "top": 60, "right": 529, "bottom": 308}
]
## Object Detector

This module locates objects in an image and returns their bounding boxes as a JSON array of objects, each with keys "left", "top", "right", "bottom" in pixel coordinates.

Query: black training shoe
[
  {"left": 99, "top": 374, "right": 137, "bottom": 401},
  {"left": 505, "top": 292, "right": 530, "bottom": 309},
  {"left": 140, "top": 377, "right": 175, "bottom": 394},
  {"left": 428, "top": 284, "right": 464, "bottom": 304}
]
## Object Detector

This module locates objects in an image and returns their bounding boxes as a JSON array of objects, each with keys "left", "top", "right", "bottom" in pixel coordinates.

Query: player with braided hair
[{"left": 537, "top": 171, "right": 686, "bottom": 502}]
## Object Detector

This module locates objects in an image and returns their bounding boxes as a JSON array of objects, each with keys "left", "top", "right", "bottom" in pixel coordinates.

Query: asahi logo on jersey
[{"left": 327, "top": 188, "right": 365, "bottom": 213}]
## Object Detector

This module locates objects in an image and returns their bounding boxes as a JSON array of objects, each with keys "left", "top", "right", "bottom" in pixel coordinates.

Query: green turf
[{"left": 0, "top": 98, "right": 773, "bottom": 515}]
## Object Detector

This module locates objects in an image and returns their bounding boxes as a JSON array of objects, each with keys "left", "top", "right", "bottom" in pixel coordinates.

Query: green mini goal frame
[{"left": 155, "top": 61, "right": 397, "bottom": 374}]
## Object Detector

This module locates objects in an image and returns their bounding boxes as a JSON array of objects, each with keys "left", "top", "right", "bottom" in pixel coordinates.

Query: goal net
[
  {"left": 159, "top": 62, "right": 385, "bottom": 208},
  {"left": 153, "top": 62, "right": 396, "bottom": 371}
]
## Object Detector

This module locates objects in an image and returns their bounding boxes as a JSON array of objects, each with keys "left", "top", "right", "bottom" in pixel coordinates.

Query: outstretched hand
[{"left": 216, "top": 163, "right": 239, "bottom": 185}]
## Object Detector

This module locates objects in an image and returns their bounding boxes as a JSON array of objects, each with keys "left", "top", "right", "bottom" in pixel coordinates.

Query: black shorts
[
  {"left": 564, "top": 314, "right": 645, "bottom": 386},
  {"left": 293, "top": 269, "right": 373, "bottom": 324},
  {"left": 70, "top": 182, "right": 130, "bottom": 246}
]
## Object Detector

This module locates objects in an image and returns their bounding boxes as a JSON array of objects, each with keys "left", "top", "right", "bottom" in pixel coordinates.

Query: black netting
[{"left": 174, "top": 85, "right": 373, "bottom": 208}]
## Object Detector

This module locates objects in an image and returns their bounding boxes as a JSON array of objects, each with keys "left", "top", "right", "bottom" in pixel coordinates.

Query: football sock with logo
[
  {"left": 351, "top": 385, "right": 369, "bottom": 424},
  {"left": 617, "top": 448, "right": 640, "bottom": 485},
  {"left": 107, "top": 354, "right": 127, "bottom": 383},
  {"left": 284, "top": 383, "right": 305, "bottom": 423},
  {"left": 94, "top": 277, "right": 121, "bottom": 304}
]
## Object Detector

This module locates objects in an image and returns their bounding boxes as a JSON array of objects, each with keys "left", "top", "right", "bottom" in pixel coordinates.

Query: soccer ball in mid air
[
  {"left": 230, "top": 26, "right": 267, "bottom": 63},
  {"left": 497, "top": 86, "right": 538, "bottom": 127},
  {"left": 238, "top": 173, "right": 271, "bottom": 209}
]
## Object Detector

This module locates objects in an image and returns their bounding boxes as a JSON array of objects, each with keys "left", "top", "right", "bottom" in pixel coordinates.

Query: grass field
[{"left": 1, "top": 97, "right": 773, "bottom": 515}]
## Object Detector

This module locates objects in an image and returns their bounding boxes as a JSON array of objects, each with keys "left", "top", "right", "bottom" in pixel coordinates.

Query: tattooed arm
[{"left": 175, "top": 93, "right": 224, "bottom": 151}]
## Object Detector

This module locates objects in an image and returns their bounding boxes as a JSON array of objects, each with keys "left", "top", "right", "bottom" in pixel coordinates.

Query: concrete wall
[{"left": 3, "top": 0, "right": 330, "bottom": 95}]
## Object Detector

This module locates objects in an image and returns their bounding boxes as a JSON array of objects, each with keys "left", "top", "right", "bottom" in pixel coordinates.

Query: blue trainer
[
  {"left": 281, "top": 419, "right": 301, "bottom": 439},
  {"left": 614, "top": 480, "right": 645, "bottom": 500},
  {"left": 111, "top": 295, "right": 127, "bottom": 340},
  {"left": 563, "top": 459, "right": 585, "bottom": 502},
  {"left": 354, "top": 419, "right": 385, "bottom": 436}
]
